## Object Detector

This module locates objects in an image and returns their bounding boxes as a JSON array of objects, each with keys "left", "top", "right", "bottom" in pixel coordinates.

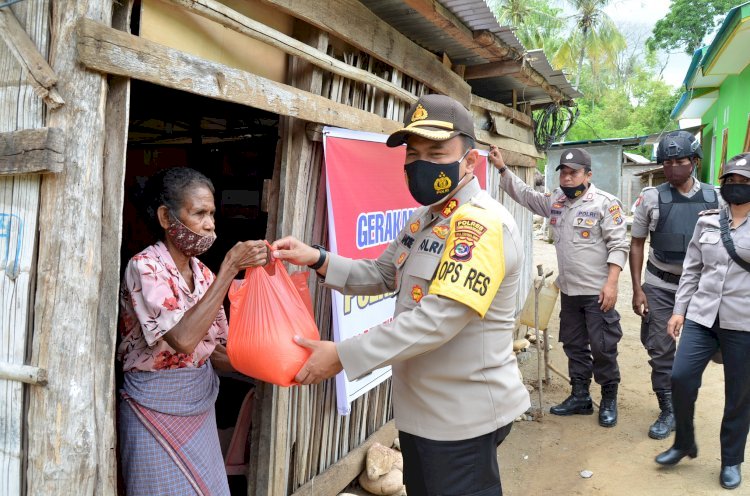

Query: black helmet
[{"left": 656, "top": 131, "right": 703, "bottom": 163}]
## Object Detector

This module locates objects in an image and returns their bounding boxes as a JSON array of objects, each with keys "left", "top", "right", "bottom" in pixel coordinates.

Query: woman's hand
[
  {"left": 271, "top": 236, "right": 320, "bottom": 266},
  {"left": 223, "top": 240, "right": 268, "bottom": 275},
  {"left": 667, "top": 314, "right": 685, "bottom": 340},
  {"left": 210, "top": 343, "right": 235, "bottom": 372}
]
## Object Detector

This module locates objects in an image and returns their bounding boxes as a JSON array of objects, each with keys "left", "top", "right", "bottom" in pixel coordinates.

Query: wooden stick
[
  {"left": 0, "top": 362, "right": 47, "bottom": 386},
  {"left": 0, "top": 8, "right": 64, "bottom": 109}
]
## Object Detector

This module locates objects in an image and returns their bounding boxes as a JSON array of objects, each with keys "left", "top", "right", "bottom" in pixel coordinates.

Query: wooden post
[
  {"left": 25, "top": 0, "right": 114, "bottom": 494},
  {"left": 0, "top": 1, "right": 50, "bottom": 493}
]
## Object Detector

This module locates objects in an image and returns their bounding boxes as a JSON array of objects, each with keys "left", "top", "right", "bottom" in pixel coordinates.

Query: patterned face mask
[{"left": 165, "top": 214, "right": 216, "bottom": 257}]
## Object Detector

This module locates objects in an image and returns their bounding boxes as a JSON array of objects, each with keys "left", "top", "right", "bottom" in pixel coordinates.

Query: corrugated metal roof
[{"left": 359, "top": 0, "right": 581, "bottom": 104}]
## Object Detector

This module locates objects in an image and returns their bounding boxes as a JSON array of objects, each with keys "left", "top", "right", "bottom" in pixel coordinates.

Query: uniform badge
[
  {"left": 544, "top": 192, "right": 552, "bottom": 197},
  {"left": 581, "top": 230, "right": 591, "bottom": 239},
  {"left": 635, "top": 195, "right": 643, "bottom": 207},
  {"left": 397, "top": 252, "right": 407, "bottom": 265},
  {"left": 577, "top": 218, "right": 583, "bottom": 225},
  {"left": 552, "top": 203, "right": 563, "bottom": 209},
  {"left": 410, "top": 220, "right": 420, "bottom": 233},
  {"left": 585, "top": 219, "right": 594, "bottom": 226},
  {"left": 449, "top": 219, "right": 487, "bottom": 262},
  {"left": 613, "top": 213, "right": 623, "bottom": 225},
  {"left": 411, "top": 285, "right": 424, "bottom": 303},
  {"left": 411, "top": 103, "right": 428, "bottom": 122},
  {"left": 441, "top": 199, "right": 459, "bottom": 217},
  {"left": 432, "top": 225, "right": 450, "bottom": 239},
  {"left": 608, "top": 204, "right": 621, "bottom": 215},
  {"left": 550, "top": 217, "right": 557, "bottom": 225}
]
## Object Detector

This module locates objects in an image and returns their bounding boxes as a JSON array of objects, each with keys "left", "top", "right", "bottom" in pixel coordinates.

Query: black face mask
[
  {"left": 721, "top": 183, "right": 750, "bottom": 205},
  {"left": 405, "top": 150, "right": 469, "bottom": 206},
  {"left": 560, "top": 183, "right": 588, "bottom": 200}
]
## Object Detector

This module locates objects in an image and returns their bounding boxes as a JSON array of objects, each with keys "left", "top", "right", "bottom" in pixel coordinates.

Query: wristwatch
[
  {"left": 497, "top": 165, "right": 507, "bottom": 174},
  {"left": 308, "top": 244, "right": 327, "bottom": 270}
]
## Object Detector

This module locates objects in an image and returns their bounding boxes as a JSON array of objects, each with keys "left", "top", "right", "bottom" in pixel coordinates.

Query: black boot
[
  {"left": 655, "top": 444, "right": 698, "bottom": 465},
  {"left": 550, "top": 380, "right": 594, "bottom": 416},
  {"left": 721, "top": 464, "right": 742, "bottom": 489},
  {"left": 599, "top": 383, "right": 618, "bottom": 427},
  {"left": 649, "top": 391, "right": 675, "bottom": 440}
]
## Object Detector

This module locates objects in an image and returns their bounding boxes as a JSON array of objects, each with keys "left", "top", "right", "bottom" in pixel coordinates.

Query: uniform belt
[{"left": 646, "top": 261, "right": 681, "bottom": 284}]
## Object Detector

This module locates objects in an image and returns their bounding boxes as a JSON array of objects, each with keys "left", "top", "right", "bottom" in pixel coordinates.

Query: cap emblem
[
  {"left": 566, "top": 152, "right": 574, "bottom": 160},
  {"left": 411, "top": 103, "right": 428, "bottom": 122},
  {"left": 738, "top": 158, "right": 748, "bottom": 166}
]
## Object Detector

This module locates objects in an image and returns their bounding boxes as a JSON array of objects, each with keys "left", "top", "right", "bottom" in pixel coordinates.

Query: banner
[{"left": 323, "top": 127, "right": 487, "bottom": 415}]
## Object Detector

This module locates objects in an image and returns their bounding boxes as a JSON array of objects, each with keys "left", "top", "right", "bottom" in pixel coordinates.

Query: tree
[
  {"left": 492, "top": 0, "right": 565, "bottom": 54},
  {"left": 648, "top": 0, "right": 745, "bottom": 54},
  {"left": 554, "top": 0, "right": 626, "bottom": 90}
]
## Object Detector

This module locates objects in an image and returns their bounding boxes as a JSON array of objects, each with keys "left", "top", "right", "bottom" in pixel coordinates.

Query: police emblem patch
[
  {"left": 581, "top": 230, "right": 591, "bottom": 238},
  {"left": 411, "top": 103, "right": 428, "bottom": 122},
  {"left": 608, "top": 204, "right": 621, "bottom": 214},
  {"left": 411, "top": 285, "right": 424, "bottom": 303},
  {"left": 397, "top": 252, "right": 407, "bottom": 265},
  {"left": 550, "top": 217, "right": 557, "bottom": 225},
  {"left": 585, "top": 219, "right": 594, "bottom": 226},
  {"left": 432, "top": 225, "right": 450, "bottom": 239},
  {"left": 448, "top": 219, "right": 487, "bottom": 262},
  {"left": 613, "top": 213, "right": 623, "bottom": 225},
  {"left": 410, "top": 220, "right": 420, "bottom": 233},
  {"left": 552, "top": 203, "right": 564, "bottom": 209},
  {"left": 433, "top": 172, "right": 452, "bottom": 194}
]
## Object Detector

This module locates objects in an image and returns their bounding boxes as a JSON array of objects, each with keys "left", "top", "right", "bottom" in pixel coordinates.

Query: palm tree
[
  {"left": 554, "top": 0, "right": 625, "bottom": 90},
  {"left": 492, "top": 0, "right": 565, "bottom": 53}
]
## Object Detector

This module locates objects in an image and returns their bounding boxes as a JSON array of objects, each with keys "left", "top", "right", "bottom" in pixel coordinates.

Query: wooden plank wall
[{"left": 0, "top": 2, "right": 49, "bottom": 494}]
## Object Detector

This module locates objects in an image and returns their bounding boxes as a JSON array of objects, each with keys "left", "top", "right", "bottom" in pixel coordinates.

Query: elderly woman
[
  {"left": 655, "top": 153, "right": 750, "bottom": 490},
  {"left": 117, "top": 168, "right": 267, "bottom": 495}
]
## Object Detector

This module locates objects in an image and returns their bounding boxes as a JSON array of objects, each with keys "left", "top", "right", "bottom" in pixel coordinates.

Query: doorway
[{"left": 118, "top": 80, "right": 279, "bottom": 494}]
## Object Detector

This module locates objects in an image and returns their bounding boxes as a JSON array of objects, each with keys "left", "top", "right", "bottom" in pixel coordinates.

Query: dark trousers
[
  {"left": 559, "top": 293, "right": 622, "bottom": 386},
  {"left": 672, "top": 318, "right": 750, "bottom": 466},
  {"left": 640, "top": 283, "right": 677, "bottom": 392},
  {"left": 400, "top": 423, "right": 512, "bottom": 496}
]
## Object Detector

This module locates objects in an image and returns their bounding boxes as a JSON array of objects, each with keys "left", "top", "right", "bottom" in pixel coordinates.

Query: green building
[{"left": 671, "top": 1, "right": 750, "bottom": 184}]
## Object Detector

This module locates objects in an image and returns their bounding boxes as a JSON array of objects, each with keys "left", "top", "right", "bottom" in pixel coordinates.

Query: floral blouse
[{"left": 117, "top": 241, "right": 228, "bottom": 372}]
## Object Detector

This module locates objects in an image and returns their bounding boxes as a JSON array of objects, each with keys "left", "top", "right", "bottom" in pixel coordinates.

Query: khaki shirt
[
  {"left": 328, "top": 178, "right": 530, "bottom": 441},
  {"left": 674, "top": 208, "right": 750, "bottom": 331},
  {"left": 500, "top": 170, "right": 629, "bottom": 295},
  {"left": 631, "top": 180, "right": 705, "bottom": 291}
]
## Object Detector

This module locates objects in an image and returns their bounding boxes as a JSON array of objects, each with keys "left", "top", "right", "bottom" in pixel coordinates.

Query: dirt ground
[{"left": 500, "top": 235, "right": 735, "bottom": 496}]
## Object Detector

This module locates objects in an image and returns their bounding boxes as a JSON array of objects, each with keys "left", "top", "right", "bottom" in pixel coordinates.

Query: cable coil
[{"left": 533, "top": 103, "right": 579, "bottom": 151}]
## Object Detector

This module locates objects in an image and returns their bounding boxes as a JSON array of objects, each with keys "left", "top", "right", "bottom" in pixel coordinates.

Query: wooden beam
[
  {"left": 0, "top": 128, "right": 64, "bottom": 175},
  {"left": 260, "top": 0, "right": 471, "bottom": 107},
  {"left": 289, "top": 421, "right": 398, "bottom": 496},
  {"left": 0, "top": 7, "right": 65, "bottom": 109},
  {"left": 464, "top": 61, "right": 521, "bottom": 80},
  {"left": 165, "top": 0, "right": 418, "bottom": 104},
  {"left": 0, "top": 362, "right": 48, "bottom": 385},
  {"left": 76, "top": 18, "right": 402, "bottom": 135},
  {"left": 476, "top": 130, "right": 538, "bottom": 168},
  {"left": 471, "top": 94, "right": 533, "bottom": 128}
]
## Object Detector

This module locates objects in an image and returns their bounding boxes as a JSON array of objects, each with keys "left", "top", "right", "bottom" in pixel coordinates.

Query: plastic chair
[{"left": 224, "top": 389, "right": 254, "bottom": 476}]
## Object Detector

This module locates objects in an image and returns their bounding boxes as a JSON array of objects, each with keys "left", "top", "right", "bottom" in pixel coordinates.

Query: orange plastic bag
[{"left": 227, "top": 254, "right": 320, "bottom": 386}]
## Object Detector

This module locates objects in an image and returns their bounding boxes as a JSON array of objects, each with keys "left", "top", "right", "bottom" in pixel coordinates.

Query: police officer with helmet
[
  {"left": 490, "top": 146, "right": 629, "bottom": 428},
  {"left": 630, "top": 130, "right": 718, "bottom": 440}
]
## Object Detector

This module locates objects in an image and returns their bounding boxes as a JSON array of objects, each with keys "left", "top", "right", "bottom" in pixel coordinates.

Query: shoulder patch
[{"left": 699, "top": 209, "right": 720, "bottom": 216}]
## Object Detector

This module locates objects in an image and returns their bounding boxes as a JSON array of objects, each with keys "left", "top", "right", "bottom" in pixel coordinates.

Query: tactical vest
[{"left": 650, "top": 182, "right": 718, "bottom": 264}]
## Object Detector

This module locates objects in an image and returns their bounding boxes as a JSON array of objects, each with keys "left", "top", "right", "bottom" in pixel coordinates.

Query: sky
[{"left": 601, "top": 0, "right": 693, "bottom": 88}]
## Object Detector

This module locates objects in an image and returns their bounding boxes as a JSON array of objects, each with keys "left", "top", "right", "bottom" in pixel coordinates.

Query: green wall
[{"left": 701, "top": 63, "right": 750, "bottom": 184}]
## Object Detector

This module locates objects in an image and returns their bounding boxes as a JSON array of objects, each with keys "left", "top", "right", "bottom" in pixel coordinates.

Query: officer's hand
[
  {"left": 598, "top": 281, "right": 618, "bottom": 312},
  {"left": 293, "top": 336, "right": 343, "bottom": 385},
  {"left": 632, "top": 288, "right": 649, "bottom": 317},
  {"left": 488, "top": 145, "right": 506, "bottom": 170},
  {"left": 667, "top": 315, "right": 685, "bottom": 340},
  {"left": 271, "top": 236, "right": 319, "bottom": 266}
]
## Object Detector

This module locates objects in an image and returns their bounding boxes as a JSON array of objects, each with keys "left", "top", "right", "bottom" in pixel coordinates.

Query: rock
[
  {"left": 366, "top": 442, "right": 398, "bottom": 481},
  {"left": 513, "top": 338, "right": 531, "bottom": 352},
  {"left": 580, "top": 470, "right": 594, "bottom": 478},
  {"left": 359, "top": 468, "right": 405, "bottom": 496}
]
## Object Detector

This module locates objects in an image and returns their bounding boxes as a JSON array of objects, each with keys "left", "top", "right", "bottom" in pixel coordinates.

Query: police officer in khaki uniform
[
  {"left": 630, "top": 131, "right": 718, "bottom": 440},
  {"left": 272, "top": 94, "right": 530, "bottom": 496},
  {"left": 655, "top": 153, "right": 750, "bottom": 491},
  {"left": 490, "top": 147, "right": 629, "bottom": 427}
]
